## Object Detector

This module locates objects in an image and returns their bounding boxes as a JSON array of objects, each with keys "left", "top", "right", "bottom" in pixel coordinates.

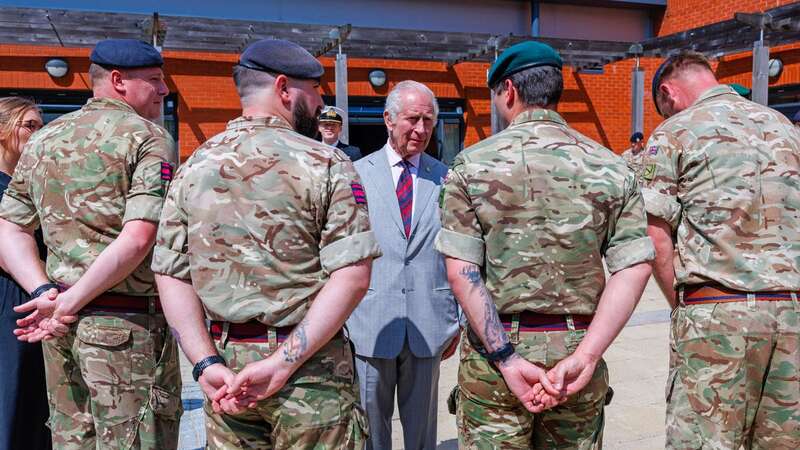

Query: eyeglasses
[{"left": 16, "top": 120, "right": 44, "bottom": 132}]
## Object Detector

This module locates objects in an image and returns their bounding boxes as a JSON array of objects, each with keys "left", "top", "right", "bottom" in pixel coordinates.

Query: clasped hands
[
  {"left": 198, "top": 356, "right": 295, "bottom": 416},
  {"left": 498, "top": 351, "right": 599, "bottom": 413},
  {"left": 13, "top": 288, "right": 79, "bottom": 342}
]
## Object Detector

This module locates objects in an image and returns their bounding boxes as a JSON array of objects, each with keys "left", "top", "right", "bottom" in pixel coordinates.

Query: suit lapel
[
  {"left": 410, "top": 154, "right": 437, "bottom": 236},
  {"left": 365, "top": 146, "right": 405, "bottom": 236}
]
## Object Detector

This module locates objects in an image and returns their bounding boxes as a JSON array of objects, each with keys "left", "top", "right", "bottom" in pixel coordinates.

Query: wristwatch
[
  {"left": 30, "top": 282, "right": 60, "bottom": 299},
  {"left": 484, "top": 342, "right": 515, "bottom": 363},
  {"left": 466, "top": 327, "right": 515, "bottom": 363},
  {"left": 192, "top": 355, "right": 226, "bottom": 382}
]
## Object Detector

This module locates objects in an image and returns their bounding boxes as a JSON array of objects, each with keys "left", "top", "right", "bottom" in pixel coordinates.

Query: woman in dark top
[{"left": 0, "top": 96, "right": 50, "bottom": 450}]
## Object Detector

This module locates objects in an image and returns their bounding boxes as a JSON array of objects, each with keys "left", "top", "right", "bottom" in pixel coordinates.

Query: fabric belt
[
  {"left": 498, "top": 311, "right": 594, "bottom": 332},
  {"left": 210, "top": 320, "right": 302, "bottom": 344},
  {"left": 683, "top": 284, "right": 799, "bottom": 305},
  {"left": 81, "top": 294, "right": 161, "bottom": 314},
  {"left": 57, "top": 283, "right": 161, "bottom": 314}
]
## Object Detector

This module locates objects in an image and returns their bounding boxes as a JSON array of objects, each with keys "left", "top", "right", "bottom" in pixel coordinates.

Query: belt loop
[
  {"left": 678, "top": 286, "right": 685, "bottom": 307},
  {"left": 791, "top": 293, "right": 800, "bottom": 312},
  {"left": 747, "top": 293, "right": 757, "bottom": 311},
  {"left": 221, "top": 322, "right": 230, "bottom": 350},
  {"left": 148, "top": 296, "right": 156, "bottom": 315},
  {"left": 268, "top": 327, "right": 278, "bottom": 353},
  {"left": 510, "top": 313, "right": 520, "bottom": 345},
  {"left": 565, "top": 314, "right": 576, "bottom": 332}
]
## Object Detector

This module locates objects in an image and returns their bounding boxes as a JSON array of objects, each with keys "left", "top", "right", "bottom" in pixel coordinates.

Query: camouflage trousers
[
  {"left": 42, "top": 311, "right": 182, "bottom": 450},
  {"left": 457, "top": 326, "right": 609, "bottom": 449},
  {"left": 205, "top": 334, "right": 368, "bottom": 449},
  {"left": 666, "top": 299, "right": 800, "bottom": 449}
]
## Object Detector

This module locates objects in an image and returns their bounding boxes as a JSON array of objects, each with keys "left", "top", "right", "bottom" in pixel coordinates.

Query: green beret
[
  {"left": 487, "top": 41, "right": 563, "bottom": 88},
  {"left": 728, "top": 83, "right": 751, "bottom": 98}
]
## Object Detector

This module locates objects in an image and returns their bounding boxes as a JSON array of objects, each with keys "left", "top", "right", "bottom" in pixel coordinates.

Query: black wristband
[
  {"left": 192, "top": 355, "right": 226, "bottom": 382},
  {"left": 484, "top": 342, "right": 515, "bottom": 363},
  {"left": 30, "top": 282, "right": 59, "bottom": 299}
]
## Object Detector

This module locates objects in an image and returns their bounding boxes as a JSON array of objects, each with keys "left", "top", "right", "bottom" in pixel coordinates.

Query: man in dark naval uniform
[{"left": 318, "top": 106, "right": 363, "bottom": 161}]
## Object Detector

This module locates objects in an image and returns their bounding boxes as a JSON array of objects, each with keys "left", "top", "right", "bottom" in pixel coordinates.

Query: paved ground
[{"left": 178, "top": 277, "right": 671, "bottom": 449}]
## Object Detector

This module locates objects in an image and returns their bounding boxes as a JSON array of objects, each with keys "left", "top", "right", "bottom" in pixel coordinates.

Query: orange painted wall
[{"left": 1, "top": 1, "right": 799, "bottom": 157}]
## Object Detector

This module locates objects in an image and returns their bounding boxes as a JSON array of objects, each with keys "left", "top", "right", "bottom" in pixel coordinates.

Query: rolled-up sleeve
[
  {"left": 641, "top": 130, "right": 682, "bottom": 230},
  {"left": 604, "top": 170, "right": 655, "bottom": 273},
  {"left": 151, "top": 165, "right": 190, "bottom": 279},
  {"left": 318, "top": 158, "right": 382, "bottom": 274},
  {"left": 0, "top": 147, "right": 39, "bottom": 228},
  {"left": 434, "top": 158, "right": 485, "bottom": 266},
  {"left": 124, "top": 132, "right": 177, "bottom": 224}
]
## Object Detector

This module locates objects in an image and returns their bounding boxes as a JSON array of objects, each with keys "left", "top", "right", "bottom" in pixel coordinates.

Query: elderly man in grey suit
[{"left": 347, "top": 80, "right": 460, "bottom": 450}]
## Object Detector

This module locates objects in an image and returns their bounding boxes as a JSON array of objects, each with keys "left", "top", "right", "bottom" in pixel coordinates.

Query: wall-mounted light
[
  {"left": 768, "top": 58, "right": 783, "bottom": 78},
  {"left": 368, "top": 69, "right": 386, "bottom": 88},
  {"left": 45, "top": 58, "right": 69, "bottom": 78}
]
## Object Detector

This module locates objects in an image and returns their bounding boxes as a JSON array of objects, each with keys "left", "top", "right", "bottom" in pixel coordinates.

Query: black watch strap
[
  {"left": 192, "top": 355, "right": 226, "bottom": 382},
  {"left": 485, "top": 342, "right": 515, "bottom": 363},
  {"left": 30, "top": 282, "right": 59, "bottom": 299}
]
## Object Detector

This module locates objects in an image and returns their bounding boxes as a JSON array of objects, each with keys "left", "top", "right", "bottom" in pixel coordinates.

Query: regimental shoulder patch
[
  {"left": 350, "top": 181, "right": 367, "bottom": 204},
  {"left": 161, "top": 162, "right": 174, "bottom": 181},
  {"left": 643, "top": 163, "right": 657, "bottom": 181},
  {"left": 648, "top": 146, "right": 659, "bottom": 156}
]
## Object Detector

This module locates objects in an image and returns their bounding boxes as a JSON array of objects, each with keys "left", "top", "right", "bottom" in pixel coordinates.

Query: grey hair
[
  {"left": 384, "top": 80, "right": 439, "bottom": 121},
  {"left": 233, "top": 65, "right": 276, "bottom": 103},
  {"left": 492, "top": 65, "right": 563, "bottom": 108}
]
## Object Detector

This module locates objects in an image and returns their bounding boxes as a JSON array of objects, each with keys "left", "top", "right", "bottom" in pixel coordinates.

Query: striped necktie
[{"left": 396, "top": 160, "right": 413, "bottom": 238}]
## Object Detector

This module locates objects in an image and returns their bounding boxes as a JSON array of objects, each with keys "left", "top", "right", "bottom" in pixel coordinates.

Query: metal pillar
[
  {"left": 631, "top": 66, "right": 644, "bottom": 136},
  {"left": 335, "top": 52, "right": 349, "bottom": 144},
  {"left": 489, "top": 41, "right": 502, "bottom": 135},
  {"left": 752, "top": 38, "right": 769, "bottom": 105}
]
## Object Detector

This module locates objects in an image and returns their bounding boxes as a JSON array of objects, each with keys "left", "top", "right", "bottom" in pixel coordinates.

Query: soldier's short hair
[
  {"left": 233, "top": 65, "right": 275, "bottom": 102},
  {"left": 653, "top": 51, "right": 713, "bottom": 89},
  {"left": 493, "top": 65, "right": 563, "bottom": 108},
  {"left": 88, "top": 63, "right": 111, "bottom": 87}
]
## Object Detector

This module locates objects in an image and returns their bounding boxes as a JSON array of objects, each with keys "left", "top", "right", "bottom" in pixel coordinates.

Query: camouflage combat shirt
[
  {"left": 621, "top": 146, "right": 646, "bottom": 182},
  {"left": 151, "top": 116, "right": 381, "bottom": 327},
  {"left": 642, "top": 84, "right": 800, "bottom": 291},
  {"left": 435, "top": 109, "right": 654, "bottom": 315},
  {"left": 0, "top": 97, "right": 176, "bottom": 296}
]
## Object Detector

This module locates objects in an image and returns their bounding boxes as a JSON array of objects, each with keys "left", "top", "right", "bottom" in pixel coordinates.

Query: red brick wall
[{"left": 657, "top": 0, "right": 796, "bottom": 35}]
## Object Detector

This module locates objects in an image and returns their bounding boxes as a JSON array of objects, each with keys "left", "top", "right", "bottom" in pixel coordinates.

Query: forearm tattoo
[
  {"left": 458, "top": 264, "right": 509, "bottom": 352},
  {"left": 283, "top": 318, "right": 309, "bottom": 363}
]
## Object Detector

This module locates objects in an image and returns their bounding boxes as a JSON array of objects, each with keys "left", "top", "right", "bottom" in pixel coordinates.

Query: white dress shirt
[{"left": 386, "top": 140, "right": 420, "bottom": 221}]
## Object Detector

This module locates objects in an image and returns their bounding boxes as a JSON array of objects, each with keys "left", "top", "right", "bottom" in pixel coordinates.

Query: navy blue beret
[
  {"left": 630, "top": 132, "right": 644, "bottom": 143},
  {"left": 651, "top": 56, "right": 675, "bottom": 116},
  {"left": 90, "top": 39, "right": 163, "bottom": 69},
  {"left": 488, "top": 41, "right": 562, "bottom": 88},
  {"left": 238, "top": 39, "right": 324, "bottom": 80},
  {"left": 793, "top": 109, "right": 800, "bottom": 123}
]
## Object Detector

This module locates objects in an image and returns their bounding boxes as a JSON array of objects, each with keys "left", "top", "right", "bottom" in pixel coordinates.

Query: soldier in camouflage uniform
[
  {"left": 0, "top": 39, "right": 181, "bottom": 449},
  {"left": 151, "top": 39, "right": 381, "bottom": 449},
  {"left": 620, "top": 131, "right": 646, "bottom": 181},
  {"left": 435, "top": 40, "right": 654, "bottom": 449},
  {"left": 645, "top": 51, "right": 800, "bottom": 449}
]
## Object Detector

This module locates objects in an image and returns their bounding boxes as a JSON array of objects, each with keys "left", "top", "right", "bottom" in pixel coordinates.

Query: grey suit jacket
[{"left": 346, "top": 146, "right": 459, "bottom": 358}]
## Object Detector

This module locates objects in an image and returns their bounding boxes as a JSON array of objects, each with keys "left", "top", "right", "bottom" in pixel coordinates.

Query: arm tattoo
[
  {"left": 283, "top": 318, "right": 309, "bottom": 363},
  {"left": 458, "top": 264, "right": 509, "bottom": 352}
]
